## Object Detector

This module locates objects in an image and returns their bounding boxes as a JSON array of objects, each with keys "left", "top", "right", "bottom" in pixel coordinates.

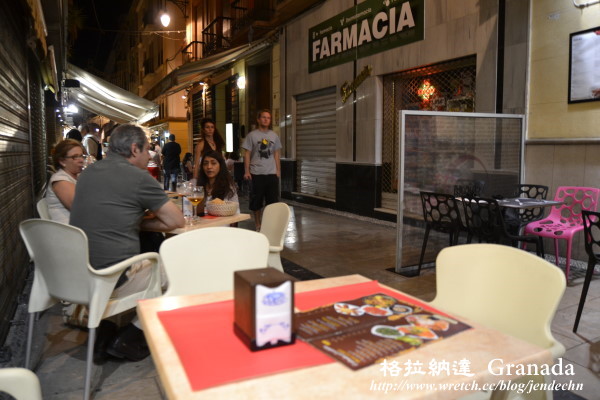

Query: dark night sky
[{"left": 71, "top": 0, "right": 133, "bottom": 71}]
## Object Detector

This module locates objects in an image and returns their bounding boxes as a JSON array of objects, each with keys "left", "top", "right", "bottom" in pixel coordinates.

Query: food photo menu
[{"left": 296, "top": 293, "right": 471, "bottom": 370}]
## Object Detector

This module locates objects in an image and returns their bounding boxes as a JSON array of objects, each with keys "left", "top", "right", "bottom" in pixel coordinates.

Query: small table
[
  {"left": 168, "top": 213, "right": 250, "bottom": 235},
  {"left": 496, "top": 198, "right": 563, "bottom": 209},
  {"left": 164, "top": 191, "right": 181, "bottom": 199},
  {"left": 137, "top": 275, "right": 553, "bottom": 399}
]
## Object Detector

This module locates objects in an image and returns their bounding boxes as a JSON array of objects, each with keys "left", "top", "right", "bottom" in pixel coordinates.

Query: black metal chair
[
  {"left": 504, "top": 184, "right": 550, "bottom": 235},
  {"left": 418, "top": 192, "right": 464, "bottom": 274},
  {"left": 573, "top": 210, "right": 600, "bottom": 332},
  {"left": 461, "top": 197, "right": 544, "bottom": 257},
  {"left": 453, "top": 179, "right": 485, "bottom": 198}
]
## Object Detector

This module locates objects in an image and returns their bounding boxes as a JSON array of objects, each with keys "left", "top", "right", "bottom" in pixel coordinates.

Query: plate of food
[
  {"left": 397, "top": 325, "right": 439, "bottom": 340},
  {"left": 361, "top": 305, "right": 393, "bottom": 317},
  {"left": 391, "top": 304, "right": 413, "bottom": 316},
  {"left": 405, "top": 314, "right": 452, "bottom": 331},
  {"left": 334, "top": 302, "right": 364, "bottom": 316},
  {"left": 363, "top": 294, "right": 396, "bottom": 308},
  {"left": 371, "top": 325, "right": 405, "bottom": 339}
]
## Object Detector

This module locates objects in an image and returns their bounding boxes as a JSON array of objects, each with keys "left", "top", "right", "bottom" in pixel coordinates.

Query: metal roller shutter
[
  {"left": 0, "top": 1, "right": 35, "bottom": 343},
  {"left": 295, "top": 87, "right": 336, "bottom": 200}
]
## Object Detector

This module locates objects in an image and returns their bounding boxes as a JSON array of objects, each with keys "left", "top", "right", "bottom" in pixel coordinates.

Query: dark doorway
[{"left": 247, "top": 63, "right": 271, "bottom": 128}]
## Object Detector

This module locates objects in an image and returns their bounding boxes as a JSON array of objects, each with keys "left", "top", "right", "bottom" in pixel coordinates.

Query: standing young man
[
  {"left": 243, "top": 109, "right": 282, "bottom": 230},
  {"left": 161, "top": 134, "right": 181, "bottom": 191}
]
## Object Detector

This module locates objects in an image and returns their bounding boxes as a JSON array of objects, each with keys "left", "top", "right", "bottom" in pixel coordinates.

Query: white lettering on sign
[{"left": 311, "top": 1, "right": 416, "bottom": 62}]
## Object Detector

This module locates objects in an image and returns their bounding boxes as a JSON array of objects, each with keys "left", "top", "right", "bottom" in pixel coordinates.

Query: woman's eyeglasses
[{"left": 64, "top": 155, "right": 85, "bottom": 160}]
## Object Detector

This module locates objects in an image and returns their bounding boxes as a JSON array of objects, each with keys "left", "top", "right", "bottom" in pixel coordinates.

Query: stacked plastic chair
[{"left": 524, "top": 186, "right": 600, "bottom": 281}]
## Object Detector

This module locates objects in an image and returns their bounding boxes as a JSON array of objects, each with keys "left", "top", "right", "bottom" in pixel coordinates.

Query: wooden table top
[
  {"left": 167, "top": 213, "right": 250, "bottom": 235},
  {"left": 137, "top": 275, "right": 553, "bottom": 400}
]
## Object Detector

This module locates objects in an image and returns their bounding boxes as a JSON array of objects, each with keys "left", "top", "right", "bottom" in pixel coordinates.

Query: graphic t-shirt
[{"left": 242, "top": 129, "right": 282, "bottom": 175}]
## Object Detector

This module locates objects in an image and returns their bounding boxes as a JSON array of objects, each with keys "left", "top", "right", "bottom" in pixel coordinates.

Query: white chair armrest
[
  {"left": 269, "top": 245, "right": 283, "bottom": 252},
  {"left": 89, "top": 252, "right": 161, "bottom": 276}
]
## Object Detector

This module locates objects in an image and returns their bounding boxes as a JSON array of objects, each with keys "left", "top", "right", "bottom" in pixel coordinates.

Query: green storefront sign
[{"left": 309, "top": 0, "right": 424, "bottom": 73}]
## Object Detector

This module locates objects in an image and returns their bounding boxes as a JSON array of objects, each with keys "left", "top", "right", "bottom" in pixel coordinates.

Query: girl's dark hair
[
  {"left": 200, "top": 118, "right": 225, "bottom": 153},
  {"left": 199, "top": 150, "right": 234, "bottom": 200},
  {"left": 183, "top": 152, "right": 193, "bottom": 163}
]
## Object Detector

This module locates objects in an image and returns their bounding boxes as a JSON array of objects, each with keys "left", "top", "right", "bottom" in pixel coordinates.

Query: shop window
[{"left": 380, "top": 56, "right": 476, "bottom": 210}]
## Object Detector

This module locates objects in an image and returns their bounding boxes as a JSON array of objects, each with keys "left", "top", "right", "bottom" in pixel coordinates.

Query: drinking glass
[
  {"left": 187, "top": 186, "right": 204, "bottom": 221},
  {"left": 176, "top": 181, "right": 187, "bottom": 196}
]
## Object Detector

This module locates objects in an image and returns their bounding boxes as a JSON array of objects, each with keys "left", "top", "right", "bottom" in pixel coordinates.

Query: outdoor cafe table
[
  {"left": 168, "top": 213, "right": 250, "bottom": 235},
  {"left": 495, "top": 198, "right": 563, "bottom": 209},
  {"left": 164, "top": 191, "right": 250, "bottom": 234},
  {"left": 137, "top": 275, "right": 553, "bottom": 399}
]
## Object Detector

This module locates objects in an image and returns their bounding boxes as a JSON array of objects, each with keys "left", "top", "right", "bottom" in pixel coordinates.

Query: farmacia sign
[{"left": 309, "top": 0, "right": 424, "bottom": 73}]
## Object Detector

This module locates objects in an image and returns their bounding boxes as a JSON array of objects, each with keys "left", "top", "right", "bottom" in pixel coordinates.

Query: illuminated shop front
[{"left": 278, "top": 0, "right": 529, "bottom": 220}]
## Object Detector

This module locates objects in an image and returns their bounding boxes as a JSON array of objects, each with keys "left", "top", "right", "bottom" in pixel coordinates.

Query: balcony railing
[
  {"left": 230, "top": 0, "right": 273, "bottom": 38},
  {"left": 202, "top": 16, "right": 232, "bottom": 56}
]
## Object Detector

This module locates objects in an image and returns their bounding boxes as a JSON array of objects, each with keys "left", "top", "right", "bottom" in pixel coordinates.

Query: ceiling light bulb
[{"left": 160, "top": 13, "right": 171, "bottom": 27}]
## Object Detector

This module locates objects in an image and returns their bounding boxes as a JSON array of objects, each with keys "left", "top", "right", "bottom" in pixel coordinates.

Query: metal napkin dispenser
[{"left": 234, "top": 268, "right": 296, "bottom": 351}]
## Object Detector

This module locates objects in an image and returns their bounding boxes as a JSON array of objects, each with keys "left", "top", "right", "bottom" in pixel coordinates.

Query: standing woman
[
  {"left": 45, "top": 139, "right": 85, "bottom": 223},
  {"left": 193, "top": 118, "right": 224, "bottom": 181}
]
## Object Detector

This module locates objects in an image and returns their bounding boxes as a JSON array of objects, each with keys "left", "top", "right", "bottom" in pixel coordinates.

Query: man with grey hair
[{"left": 71, "top": 124, "right": 184, "bottom": 361}]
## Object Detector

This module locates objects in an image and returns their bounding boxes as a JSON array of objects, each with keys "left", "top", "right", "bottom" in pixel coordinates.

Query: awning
[
  {"left": 65, "top": 63, "right": 159, "bottom": 124},
  {"left": 145, "top": 35, "right": 276, "bottom": 100}
]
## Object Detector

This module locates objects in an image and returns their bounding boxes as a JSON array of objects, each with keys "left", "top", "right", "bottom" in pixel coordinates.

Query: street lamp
[
  {"left": 159, "top": 0, "right": 188, "bottom": 27},
  {"left": 160, "top": 12, "right": 171, "bottom": 27}
]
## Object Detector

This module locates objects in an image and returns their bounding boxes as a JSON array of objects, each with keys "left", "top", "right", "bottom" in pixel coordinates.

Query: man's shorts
[{"left": 249, "top": 174, "right": 279, "bottom": 211}]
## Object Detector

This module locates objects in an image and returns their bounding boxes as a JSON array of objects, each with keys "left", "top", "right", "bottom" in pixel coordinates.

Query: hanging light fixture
[{"left": 160, "top": 11, "right": 171, "bottom": 27}]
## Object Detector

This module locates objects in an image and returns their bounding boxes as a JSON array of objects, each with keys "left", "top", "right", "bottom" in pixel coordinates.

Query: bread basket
[{"left": 206, "top": 201, "right": 238, "bottom": 217}]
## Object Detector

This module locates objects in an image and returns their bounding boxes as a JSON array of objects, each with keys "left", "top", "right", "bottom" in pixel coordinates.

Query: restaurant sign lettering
[{"left": 309, "top": 0, "right": 424, "bottom": 73}]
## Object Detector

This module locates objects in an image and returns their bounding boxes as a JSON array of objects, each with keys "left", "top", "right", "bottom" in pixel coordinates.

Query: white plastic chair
[
  {"left": 36, "top": 198, "right": 51, "bottom": 220},
  {"left": 259, "top": 202, "right": 291, "bottom": 272},
  {"left": 0, "top": 368, "right": 42, "bottom": 400},
  {"left": 431, "top": 244, "right": 565, "bottom": 400},
  {"left": 160, "top": 227, "right": 269, "bottom": 296},
  {"left": 19, "top": 219, "right": 162, "bottom": 400},
  {"left": 431, "top": 243, "right": 565, "bottom": 358}
]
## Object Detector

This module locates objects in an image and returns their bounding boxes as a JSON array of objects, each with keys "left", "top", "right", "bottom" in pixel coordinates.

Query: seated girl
[{"left": 198, "top": 150, "right": 239, "bottom": 212}]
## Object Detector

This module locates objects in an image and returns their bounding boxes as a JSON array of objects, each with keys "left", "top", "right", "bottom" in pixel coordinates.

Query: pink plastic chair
[{"left": 524, "top": 186, "right": 600, "bottom": 280}]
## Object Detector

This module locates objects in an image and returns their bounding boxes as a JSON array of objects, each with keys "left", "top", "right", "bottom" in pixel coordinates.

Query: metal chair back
[{"left": 574, "top": 210, "right": 600, "bottom": 332}]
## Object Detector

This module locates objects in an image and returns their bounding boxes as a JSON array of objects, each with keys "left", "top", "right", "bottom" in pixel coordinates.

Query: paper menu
[{"left": 296, "top": 293, "right": 471, "bottom": 370}]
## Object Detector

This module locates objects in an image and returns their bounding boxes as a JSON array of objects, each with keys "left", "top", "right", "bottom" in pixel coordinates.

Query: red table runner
[{"left": 156, "top": 280, "right": 450, "bottom": 391}]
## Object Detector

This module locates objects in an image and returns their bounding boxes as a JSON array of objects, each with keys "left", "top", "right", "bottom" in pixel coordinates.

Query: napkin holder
[{"left": 234, "top": 268, "right": 296, "bottom": 351}]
